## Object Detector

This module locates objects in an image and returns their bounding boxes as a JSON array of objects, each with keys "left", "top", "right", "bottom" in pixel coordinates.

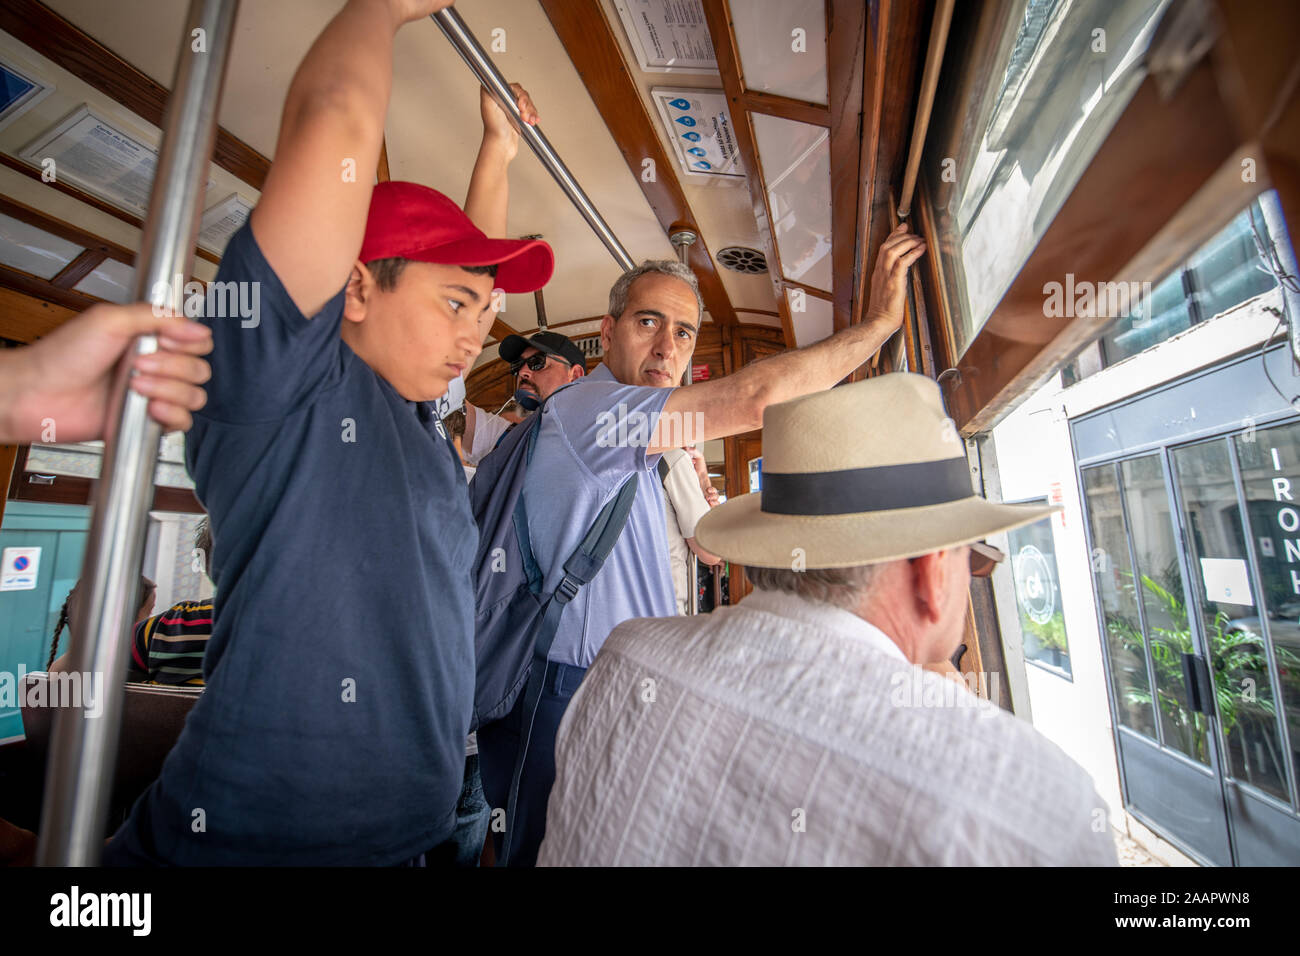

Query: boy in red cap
[{"left": 105, "top": 0, "right": 552, "bottom": 866}]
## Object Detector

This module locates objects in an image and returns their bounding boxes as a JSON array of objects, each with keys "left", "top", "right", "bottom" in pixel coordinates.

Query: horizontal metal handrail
[{"left": 432, "top": 7, "right": 637, "bottom": 272}]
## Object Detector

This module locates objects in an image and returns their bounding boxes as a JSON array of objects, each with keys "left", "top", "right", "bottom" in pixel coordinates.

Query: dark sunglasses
[
  {"left": 510, "top": 353, "right": 569, "bottom": 375},
  {"left": 969, "top": 541, "right": 1006, "bottom": 578}
]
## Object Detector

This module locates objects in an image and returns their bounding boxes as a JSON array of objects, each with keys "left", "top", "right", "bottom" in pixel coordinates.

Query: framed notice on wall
[
  {"left": 650, "top": 88, "right": 744, "bottom": 182},
  {"left": 21, "top": 105, "right": 214, "bottom": 218},
  {"left": 613, "top": 0, "right": 718, "bottom": 74},
  {"left": 21, "top": 106, "right": 160, "bottom": 217}
]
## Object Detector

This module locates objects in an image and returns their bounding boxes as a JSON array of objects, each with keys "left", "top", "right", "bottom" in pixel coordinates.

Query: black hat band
[{"left": 760, "top": 457, "right": 972, "bottom": 516}]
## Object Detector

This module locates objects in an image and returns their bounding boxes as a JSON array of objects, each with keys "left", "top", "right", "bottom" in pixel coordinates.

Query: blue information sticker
[
  {"left": 669, "top": 98, "right": 692, "bottom": 111},
  {"left": 675, "top": 115, "right": 696, "bottom": 127},
  {"left": 681, "top": 131, "right": 701, "bottom": 142}
]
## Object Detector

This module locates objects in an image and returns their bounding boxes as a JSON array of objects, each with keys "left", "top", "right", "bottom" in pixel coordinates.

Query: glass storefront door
[
  {"left": 1079, "top": 412, "right": 1300, "bottom": 864},
  {"left": 1180, "top": 423, "right": 1300, "bottom": 864},
  {"left": 1082, "top": 454, "right": 1232, "bottom": 865}
]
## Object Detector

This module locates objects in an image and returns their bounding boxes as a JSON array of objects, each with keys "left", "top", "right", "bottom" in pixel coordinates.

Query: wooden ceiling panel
[
  {"left": 540, "top": 0, "right": 739, "bottom": 326},
  {"left": 0, "top": 0, "right": 270, "bottom": 190}
]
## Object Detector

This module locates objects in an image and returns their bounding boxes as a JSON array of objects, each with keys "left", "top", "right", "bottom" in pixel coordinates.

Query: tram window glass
[
  {"left": 729, "top": 0, "right": 828, "bottom": 105},
  {"left": 143, "top": 510, "right": 212, "bottom": 612},
  {"left": 1082, "top": 463, "right": 1158, "bottom": 739},
  {"left": 1098, "top": 200, "right": 1279, "bottom": 368},
  {"left": 71, "top": 259, "right": 135, "bottom": 303},
  {"left": 1006, "top": 506, "right": 1072, "bottom": 677},
  {"left": 25, "top": 432, "right": 195, "bottom": 489},
  {"left": 1229, "top": 424, "right": 1300, "bottom": 804},
  {"left": 1065, "top": 196, "right": 1285, "bottom": 382},
  {"left": 0, "top": 212, "right": 84, "bottom": 279},
  {"left": 753, "top": 114, "right": 832, "bottom": 293},
  {"left": 925, "top": 0, "right": 1168, "bottom": 355}
]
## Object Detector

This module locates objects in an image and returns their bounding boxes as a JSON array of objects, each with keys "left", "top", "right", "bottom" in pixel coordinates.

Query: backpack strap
[
  {"left": 657, "top": 454, "right": 671, "bottom": 484},
  {"left": 500, "top": 472, "right": 639, "bottom": 864}
]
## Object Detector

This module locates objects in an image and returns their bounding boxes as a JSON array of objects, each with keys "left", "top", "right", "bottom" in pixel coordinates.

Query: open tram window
[{"left": 924, "top": 0, "right": 1170, "bottom": 357}]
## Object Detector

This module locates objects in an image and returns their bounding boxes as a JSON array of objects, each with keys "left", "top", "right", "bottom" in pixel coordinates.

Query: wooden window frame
[{"left": 913, "top": 1, "right": 1300, "bottom": 435}]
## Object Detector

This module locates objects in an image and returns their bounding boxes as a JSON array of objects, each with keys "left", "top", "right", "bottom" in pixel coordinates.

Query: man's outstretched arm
[
  {"left": 250, "top": 0, "right": 452, "bottom": 318},
  {"left": 648, "top": 223, "right": 925, "bottom": 453}
]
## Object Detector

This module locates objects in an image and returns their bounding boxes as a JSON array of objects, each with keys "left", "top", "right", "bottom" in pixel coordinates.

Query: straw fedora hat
[{"left": 694, "top": 373, "right": 1059, "bottom": 569}]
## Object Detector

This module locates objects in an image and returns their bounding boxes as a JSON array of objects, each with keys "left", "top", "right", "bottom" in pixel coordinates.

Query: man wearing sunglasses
[
  {"left": 461, "top": 331, "right": 585, "bottom": 465},
  {"left": 501, "top": 330, "right": 586, "bottom": 405}
]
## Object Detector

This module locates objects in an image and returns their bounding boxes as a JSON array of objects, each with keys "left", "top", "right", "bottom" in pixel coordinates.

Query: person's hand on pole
[
  {"left": 479, "top": 82, "right": 538, "bottom": 163},
  {"left": 863, "top": 222, "right": 926, "bottom": 334},
  {"left": 0, "top": 302, "right": 213, "bottom": 444}
]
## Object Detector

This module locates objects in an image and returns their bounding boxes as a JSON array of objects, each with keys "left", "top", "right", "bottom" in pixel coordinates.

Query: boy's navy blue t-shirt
[{"left": 105, "top": 223, "right": 477, "bottom": 865}]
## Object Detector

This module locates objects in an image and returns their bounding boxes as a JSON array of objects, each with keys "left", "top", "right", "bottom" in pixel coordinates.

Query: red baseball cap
[{"left": 359, "top": 181, "right": 553, "bottom": 293}]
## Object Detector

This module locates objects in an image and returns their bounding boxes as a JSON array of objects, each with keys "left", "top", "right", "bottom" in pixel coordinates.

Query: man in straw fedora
[{"left": 537, "top": 374, "right": 1117, "bottom": 866}]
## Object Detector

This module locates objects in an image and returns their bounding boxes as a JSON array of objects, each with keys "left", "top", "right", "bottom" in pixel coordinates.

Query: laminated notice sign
[
  {"left": 199, "top": 193, "right": 254, "bottom": 254},
  {"left": 21, "top": 106, "right": 213, "bottom": 218},
  {"left": 1200, "top": 558, "right": 1253, "bottom": 607},
  {"left": 613, "top": 0, "right": 717, "bottom": 74},
  {"left": 22, "top": 106, "right": 159, "bottom": 216},
  {"left": 1, "top": 547, "right": 40, "bottom": 592},
  {"left": 651, "top": 88, "right": 744, "bottom": 182}
]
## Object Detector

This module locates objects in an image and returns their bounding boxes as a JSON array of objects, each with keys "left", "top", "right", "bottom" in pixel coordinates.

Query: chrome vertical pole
[
  {"left": 38, "top": 0, "right": 240, "bottom": 866},
  {"left": 432, "top": 7, "right": 637, "bottom": 272}
]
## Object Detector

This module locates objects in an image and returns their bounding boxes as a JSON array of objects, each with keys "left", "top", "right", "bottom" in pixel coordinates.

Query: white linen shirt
[{"left": 538, "top": 589, "right": 1117, "bottom": 866}]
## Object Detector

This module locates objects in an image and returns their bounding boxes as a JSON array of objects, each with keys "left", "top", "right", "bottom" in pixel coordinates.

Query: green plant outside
[
  {"left": 1106, "top": 570, "right": 1300, "bottom": 771},
  {"left": 1024, "top": 611, "right": 1069, "bottom": 652}
]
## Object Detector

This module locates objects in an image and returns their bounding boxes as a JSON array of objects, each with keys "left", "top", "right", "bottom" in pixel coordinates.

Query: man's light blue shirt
[{"left": 523, "top": 363, "right": 676, "bottom": 668}]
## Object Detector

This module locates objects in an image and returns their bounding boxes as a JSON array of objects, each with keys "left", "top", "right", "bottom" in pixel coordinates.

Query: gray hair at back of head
[
  {"left": 608, "top": 260, "right": 703, "bottom": 321},
  {"left": 744, "top": 564, "right": 882, "bottom": 613}
]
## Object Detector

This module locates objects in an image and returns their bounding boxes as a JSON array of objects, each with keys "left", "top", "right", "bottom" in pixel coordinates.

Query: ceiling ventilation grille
[{"left": 716, "top": 246, "right": 768, "bottom": 274}]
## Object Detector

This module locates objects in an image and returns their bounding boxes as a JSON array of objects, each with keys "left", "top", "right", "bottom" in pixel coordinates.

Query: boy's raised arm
[
  {"left": 465, "top": 83, "right": 538, "bottom": 238},
  {"left": 249, "top": 0, "right": 453, "bottom": 318}
]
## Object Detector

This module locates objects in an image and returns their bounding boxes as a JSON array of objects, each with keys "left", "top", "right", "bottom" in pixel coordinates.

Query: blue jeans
[
  {"left": 477, "top": 661, "right": 586, "bottom": 867},
  {"left": 450, "top": 753, "right": 490, "bottom": 867}
]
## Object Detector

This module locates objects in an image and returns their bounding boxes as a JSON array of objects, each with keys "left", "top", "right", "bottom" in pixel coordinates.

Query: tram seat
[{"left": 0, "top": 673, "right": 200, "bottom": 832}]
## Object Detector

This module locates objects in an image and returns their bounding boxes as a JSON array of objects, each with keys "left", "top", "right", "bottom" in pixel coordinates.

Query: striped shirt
[{"left": 130, "top": 600, "right": 213, "bottom": 686}]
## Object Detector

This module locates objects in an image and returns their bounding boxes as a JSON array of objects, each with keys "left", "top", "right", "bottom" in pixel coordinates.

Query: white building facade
[{"left": 989, "top": 192, "right": 1300, "bottom": 866}]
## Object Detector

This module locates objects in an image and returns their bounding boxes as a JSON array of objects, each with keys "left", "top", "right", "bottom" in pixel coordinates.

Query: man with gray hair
[
  {"left": 477, "top": 225, "right": 927, "bottom": 865},
  {"left": 538, "top": 374, "right": 1118, "bottom": 866}
]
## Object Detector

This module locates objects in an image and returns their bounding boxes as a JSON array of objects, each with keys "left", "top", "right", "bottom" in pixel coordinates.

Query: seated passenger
[
  {"left": 539, "top": 374, "right": 1118, "bottom": 866},
  {"left": 128, "top": 519, "right": 213, "bottom": 686},
  {"left": 103, "top": 0, "right": 552, "bottom": 866},
  {"left": 461, "top": 330, "right": 586, "bottom": 465},
  {"left": 48, "top": 575, "right": 156, "bottom": 674}
]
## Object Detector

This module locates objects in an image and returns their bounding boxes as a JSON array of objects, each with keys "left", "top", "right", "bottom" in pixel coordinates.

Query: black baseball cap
[{"left": 499, "top": 330, "right": 585, "bottom": 369}]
